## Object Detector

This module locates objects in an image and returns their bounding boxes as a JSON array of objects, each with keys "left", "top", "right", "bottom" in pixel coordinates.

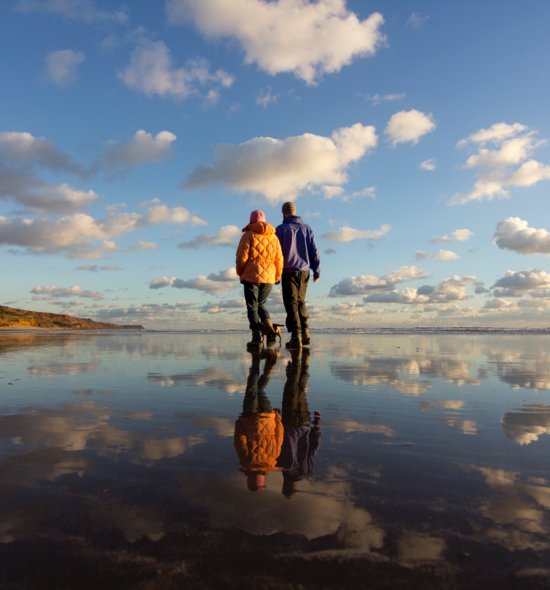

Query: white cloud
[
  {"left": 130, "top": 240, "right": 158, "bottom": 251},
  {"left": 119, "top": 39, "right": 233, "bottom": 101},
  {"left": 419, "top": 158, "right": 436, "bottom": 171},
  {"left": 431, "top": 228, "right": 473, "bottom": 244},
  {"left": 183, "top": 123, "right": 377, "bottom": 203},
  {"left": 144, "top": 204, "right": 206, "bottom": 226},
  {"left": 385, "top": 109, "right": 436, "bottom": 146},
  {"left": 31, "top": 284, "right": 103, "bottom": 300},
  {"left": 494, "top": 217, "right": 550, "bottom": 255},
  {"left": 366, "top": 92, "right": 405, "bottom": 106},
  {"left": 0, "top": 131, "right": 85, "bottom": 175},
  {"left": 45, "top": 49, "right": 85, "bottom": 86},
  {"left": 0, "top": 201, "right": 204, "bottom": 257},
  {"left": 322, "top": 223, "right": 391, "bottom": 243},
  {"left": 167, "top": 0, "right": 386, "bottom": 84},
  {"left": 15, "top": 0, "right": 127, "bottom": 23},
  {"left": 415, "top": 249, "right": 459, "bottom": 261},
  {"left": 363, "top": 276, "right": 475, "bottom": 304},
  {"left": 458, "top": 122, "right": 528, "bottom": 147},
  {"left": 150, "top": 268, "right": 239, "bottom": 294},
  {"left": 178, "top": 225, "right": 241, "bottom": 249},
  {"left": 329, "top": 265, "right": 428, "bottom": 297},
  {"left": 451, "top": 122, "right": 550, "bottom": 205},
  {"left": 492, "top": 269, "right": 550, "bottom": 297},
  {"left": 103, "top": 130, "right": 176, "bottom": 170},
  {"left": 406, "top": 12, "right": 429, "bottom": 29}
]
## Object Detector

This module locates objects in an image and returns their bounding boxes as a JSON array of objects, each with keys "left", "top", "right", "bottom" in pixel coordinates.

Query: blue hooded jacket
[{"left": 276, "top": 215, "right": 321, "bottom": 279}]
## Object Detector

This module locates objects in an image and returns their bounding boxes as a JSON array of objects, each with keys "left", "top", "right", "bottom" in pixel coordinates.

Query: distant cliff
[{"left": 0, "top": 305, "right": 143, "bottom": 330}]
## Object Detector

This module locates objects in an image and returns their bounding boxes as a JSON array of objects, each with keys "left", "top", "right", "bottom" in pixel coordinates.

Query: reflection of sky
[{"left": 1, "top": 332, "right": 549, "bottom": 580}]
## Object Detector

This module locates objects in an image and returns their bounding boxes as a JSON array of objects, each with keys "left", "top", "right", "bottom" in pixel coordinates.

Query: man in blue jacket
[{"left": 276, "top": 201, "right": 321, "bottom": 349}]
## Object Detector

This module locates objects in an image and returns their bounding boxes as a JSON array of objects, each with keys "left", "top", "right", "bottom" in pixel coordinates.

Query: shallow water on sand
[{"left": 1, "top": 331, "right": 549, "bottom": 589}]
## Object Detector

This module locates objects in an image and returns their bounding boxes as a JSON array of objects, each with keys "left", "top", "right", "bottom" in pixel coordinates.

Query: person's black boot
[
  {"left": 246, "top": 330, "right": 262, "bottom": 349},
  {"left": 301, "top": 325, "right": 311, "bottom": 346},
  {"left": 285, "top": 330, "right": 302, "bottom": 349}
]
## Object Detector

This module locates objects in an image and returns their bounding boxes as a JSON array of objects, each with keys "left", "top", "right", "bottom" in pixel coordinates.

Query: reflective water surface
[{"left": 1, "top": 331, "right": 549, "bottom": 589}]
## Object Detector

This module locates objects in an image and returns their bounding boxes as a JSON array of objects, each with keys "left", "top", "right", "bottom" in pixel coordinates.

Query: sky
[{"left": 1, "top": 0, "right": 550, "bottom": 330}]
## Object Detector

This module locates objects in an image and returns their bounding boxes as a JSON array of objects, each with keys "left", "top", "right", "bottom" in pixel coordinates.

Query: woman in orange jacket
[{"left": 236, "top": 210, "right": 283, "bottom": 349}]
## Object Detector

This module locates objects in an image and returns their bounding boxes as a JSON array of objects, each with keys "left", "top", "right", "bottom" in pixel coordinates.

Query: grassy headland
[{"left": 0, "top": 305, "right": 143, "bottom": 330}]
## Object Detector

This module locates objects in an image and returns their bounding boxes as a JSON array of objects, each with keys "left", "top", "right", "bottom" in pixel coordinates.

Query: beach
[{"left": 1, "top": 331, "right": 549, "bottom": 589}]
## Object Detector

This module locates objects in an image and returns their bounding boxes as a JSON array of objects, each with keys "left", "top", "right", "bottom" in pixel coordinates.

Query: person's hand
[
  {"left": 313, "top": 276, "right": 320, "bottom": 283},
  {"left": 275, "top": 280, "right": 280, "bottom": 285}
]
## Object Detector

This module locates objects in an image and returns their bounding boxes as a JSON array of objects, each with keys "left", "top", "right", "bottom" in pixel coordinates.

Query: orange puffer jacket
[
  {"left": 234, "top": 412, "right": 284, "bottom": 474},
  {"left": 236, "top": 222, "right": 283, "bottom": 284}
]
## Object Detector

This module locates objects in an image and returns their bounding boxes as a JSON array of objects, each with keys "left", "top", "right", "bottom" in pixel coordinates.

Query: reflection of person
[
  {"left": 236, "top": 209, "right": 283, "bottom": 350},
  {"left": 275, "top": 202, "right": 321, "bottom": 349},
  {"left": 277, "top": 349, "right": 321, "bottom": 498},
  {"left": 234, "top": 349, "right": 283, "bottom": 491}
]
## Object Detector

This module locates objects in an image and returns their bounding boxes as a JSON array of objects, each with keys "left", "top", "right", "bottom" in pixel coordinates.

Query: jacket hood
[{"left": 242, "top": 221, "right": 276, "bottom": 235}]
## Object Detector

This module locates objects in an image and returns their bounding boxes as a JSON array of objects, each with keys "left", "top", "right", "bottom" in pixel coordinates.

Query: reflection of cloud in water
[
  {"left": 421, "top": 400, "right": 465, "bottom": 411},
  {"left": 29, "top": 362, "right": 98, "bottom": 376},
  {"left": 397, "top": 531, "right": 446, "bottom": 563},
  {"left": 462, "top": 465, "right": 550, "bottom": 552},
  {"left": 332, "top": 418, "right": 396, "bottom": 438},
  {"left": 72, "top": 388, "right": 113, "bottom": 397},
  {"left": 0, "top": 401, "right": 205, "bottom": 462},
  {"left": 141, "top": 435, "right": 204, "bottom": 461},
  {"left": 176, "top": 412, "right": 235, "bottom": 437},
  {"left": 147, "top": 368, "right": 245, "bottom": 394},
  {"left": 496, "top": 364, "right": 550, "bottom": 391},
  {"left": 439, "top": 417, "right": 478, "bottom": 435},
  {"left": 502, "top": 405, "right": 550, "bottom": 445},
  {"left": 183, "top": 472, "right": 385, "bottom": 554},
  {"left": 330, "top": 361, "right": 431, "bottom": 396}
]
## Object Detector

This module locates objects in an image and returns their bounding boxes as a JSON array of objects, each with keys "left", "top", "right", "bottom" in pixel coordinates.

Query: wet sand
[{"left": 1, "top": 331, "right": 549, "bottom": 589}]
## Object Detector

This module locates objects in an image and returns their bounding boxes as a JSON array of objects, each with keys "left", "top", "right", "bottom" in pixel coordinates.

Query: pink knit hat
[{"left": 249, "top": 209, "right": 265, "bottom": 223}]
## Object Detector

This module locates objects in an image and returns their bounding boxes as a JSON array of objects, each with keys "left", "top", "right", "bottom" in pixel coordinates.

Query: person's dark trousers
[
  {"left": 281, "top": 271, "right": 309, "bottom": 332},
  {"left": 243, "top": 282, "right": 273, "bottom": 330}
]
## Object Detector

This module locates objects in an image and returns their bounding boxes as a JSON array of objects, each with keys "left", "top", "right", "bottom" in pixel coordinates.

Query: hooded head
[{"left": 249, "top": 209, "right": 265, "bottom": 224}]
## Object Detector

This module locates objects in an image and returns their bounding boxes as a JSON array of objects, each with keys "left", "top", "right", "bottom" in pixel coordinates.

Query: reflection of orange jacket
[
  {"left": 236, "top": 222, "right": 283, "bottom": 284},
  {"left": 234, "top": 412, "right": 284, "bottom": 474}
]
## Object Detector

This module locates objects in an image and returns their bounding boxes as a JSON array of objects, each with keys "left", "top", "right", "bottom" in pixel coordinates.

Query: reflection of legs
[
  {"left": 242, "top": 351, "right": 277, "bottom": 415},
  {"left": 282, "top": 349, "right": 310, "bottom": 427}
]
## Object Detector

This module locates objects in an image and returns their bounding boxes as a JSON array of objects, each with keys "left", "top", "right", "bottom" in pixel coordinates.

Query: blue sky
[{"left": 1, "top": 0, "right": 550, "bottom": 329}]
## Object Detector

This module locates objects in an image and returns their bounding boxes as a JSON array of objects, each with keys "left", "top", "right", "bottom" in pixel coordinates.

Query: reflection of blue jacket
[
  {"left": 278, "top": 424, "right": 320, "bottom": 480},
  {"left": 276, "top": 216, "right": 320, "bottom": 279}
]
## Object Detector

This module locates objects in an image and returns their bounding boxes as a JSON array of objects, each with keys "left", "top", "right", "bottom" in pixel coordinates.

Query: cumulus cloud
[
  {"left": 45, "top": 49, "right": 85, "bottom": 86},
  {"left": 103, "top": 130, "right": 176, "bottom": 170},
  {"left": 451, "top": 122, "right": 550, "bottom": 205},
  {"left": 0, "top": 201, "right": 204, "bottom": 258},
  {"left": 431, "top": 228, "right": 473, "bottom": 244},
  {"left": 119, "top": 39, "right": 233, "bottom": 101},
  {"left": 31, "top": 284, "right": 103, "bottom": 300},
  {"left": 385, "top": 109, "right": 436, "bottom": 146},
  {"left": 144, "top": 204, "right": 206, "bottom": 226},
  {"left": 0, "top": 131, "right": 85, "bottom": 175},
  {"left": 323, "top": 185, "right": 376, "bottom": 201},
  {"left": 494, "top": 217, "right": 550, "bottom": 255},
  {"left": 183, "top": 123, "right": 377, "bottom": 203},
  {"left": 15, "top": 0, "right": 127, "bottom": 23},
  {"left": 149, "top": 268, "right": 238, "bottom": 294},
  {"left": 178, "top": 225, "right": 240, "bottom": 249},
  {"left": 322, "top": 223, "right": 390, "bottom": 243},
  {"left": 491, "top": 269, "right": 550, "bottom": 297},
  {"left": 406, "top": 12, "right": 429, "bottom": 29},
  {"left": 363, "top": 276, "right": 475, "bottom": 304},
  {"left": 129, "top": 240, "right": 158, "bottom": 251},
  {"left": 201, "top": 299, "right": 243, "bottom": 314},
  {"left": 167, "top": 0, "right": 386, "bottom": 84},
  {"left": 329, "top": 265, "right": 428, "bottom": 297},
  {"left": 419, "top": 158, "right": 436, "bottom": 171},
  {"left": 415, "top": 249, "right": 459, "bottom": 261}
]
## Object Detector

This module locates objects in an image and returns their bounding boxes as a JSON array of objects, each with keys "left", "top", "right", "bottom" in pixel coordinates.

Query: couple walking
[{"left": 235, "top": 201, "right": 321, "bottom": 349}]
